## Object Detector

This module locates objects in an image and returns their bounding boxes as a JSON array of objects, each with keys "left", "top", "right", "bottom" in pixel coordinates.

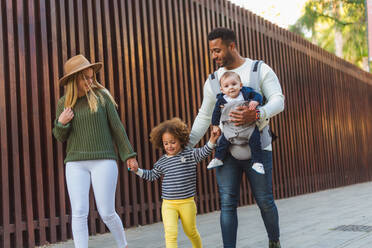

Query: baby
[{"left": 207, "top": 71, "right": 265, "bottom": 170}]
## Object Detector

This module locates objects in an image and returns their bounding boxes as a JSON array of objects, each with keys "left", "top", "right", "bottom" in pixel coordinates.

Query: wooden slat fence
[{"left": 0, "top": 0, "right": 371, "bottom": 247}]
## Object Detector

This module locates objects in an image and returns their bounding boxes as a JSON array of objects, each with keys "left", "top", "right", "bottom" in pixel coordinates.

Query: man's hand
[
  {"left": 229, "top": 105, "right": 256, "bottom": 126},
  {"left": 127, "top": 157, "right": 139, "bottom": 172}
]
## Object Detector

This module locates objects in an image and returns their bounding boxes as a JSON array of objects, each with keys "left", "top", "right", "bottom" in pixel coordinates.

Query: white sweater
[{"left": 189, "top": 58, "right": 285, "bottom": 150}]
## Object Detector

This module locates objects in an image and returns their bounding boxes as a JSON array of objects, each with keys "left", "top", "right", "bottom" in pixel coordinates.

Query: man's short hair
[{"left": 208, "top": 27, "right": 237, "bottom": 45}]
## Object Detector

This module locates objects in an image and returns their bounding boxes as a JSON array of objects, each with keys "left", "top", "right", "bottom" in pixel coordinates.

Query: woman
[{"left": 53, "top": 54, "right": 138, "bottom": 248}]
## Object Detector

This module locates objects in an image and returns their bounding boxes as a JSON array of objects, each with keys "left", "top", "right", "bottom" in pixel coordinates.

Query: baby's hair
[
  {"left": 220, "top": 71, "right": 242, "bottom": 86},
  {"left": 150, "top": 118, "right": 190, "bottom": 149}
]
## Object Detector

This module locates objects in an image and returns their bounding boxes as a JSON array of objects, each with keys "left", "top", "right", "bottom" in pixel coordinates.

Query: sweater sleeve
[
  {"left": 257, "top": 63, "right": 285, "bottom": 124},
  {"left": 188, "top": 79, "right": 217, "bottom": 147},
  {"left": 192, "top": 142, "right": 214, "bottom": 163},
  {"left": 139, "top": 161, "right": 163, "bottom": 181},
  {"left": 104, "top": 92, "right": 137, "bottom": 162},
  {"left": 52, "top": 97, "right": 72, "bottom": 142}
]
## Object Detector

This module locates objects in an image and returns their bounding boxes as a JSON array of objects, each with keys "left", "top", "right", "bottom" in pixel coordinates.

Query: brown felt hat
[{"left": 59, "top": 54, "right": 103, "bottom": 86}]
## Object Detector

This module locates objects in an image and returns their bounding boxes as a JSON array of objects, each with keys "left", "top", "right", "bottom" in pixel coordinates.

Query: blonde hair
[
  {"left": 220, "top": 71, "right": 242, "bottom": 85},
  {"left": 64, "top": 71, "right": 117, "bottom": 112}
]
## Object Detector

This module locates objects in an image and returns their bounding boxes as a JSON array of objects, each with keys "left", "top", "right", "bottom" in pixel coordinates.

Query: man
[{"left": 189, "top": 27, "right": 284, "bottom": 248}]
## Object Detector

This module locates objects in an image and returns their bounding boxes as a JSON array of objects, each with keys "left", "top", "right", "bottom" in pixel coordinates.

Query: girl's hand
[
  {"left": 248, "top": 101, "right": 259, "bottom": 110},
  {"left": 127, "top": 157, "right": 139, "bottom": 172},
  {"left": 212, "top": 125, "right": 220, "bottom": 134},
  {"left": 58, "top": 108, "right": 74, "bottom": 125},
  {"left": 210, "top": 126, "right": 221, "bottom": 144}
]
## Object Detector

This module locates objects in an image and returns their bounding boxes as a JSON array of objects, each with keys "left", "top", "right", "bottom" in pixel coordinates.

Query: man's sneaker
[
  {"left": 269, "top": 240, "right": 281, "bottom": 248},
  {"left": 207, "top": 158, "right": 223, "bottom": 169}
]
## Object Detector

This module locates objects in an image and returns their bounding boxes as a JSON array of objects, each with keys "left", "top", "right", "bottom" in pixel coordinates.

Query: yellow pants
[{"left": 162, "top": 197, "right": 202, "bottom": 248}]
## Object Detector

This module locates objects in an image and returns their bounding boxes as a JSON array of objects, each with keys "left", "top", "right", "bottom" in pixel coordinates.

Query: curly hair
[{"left": 150, "top": 118, "right": 190, "bottom": 149}]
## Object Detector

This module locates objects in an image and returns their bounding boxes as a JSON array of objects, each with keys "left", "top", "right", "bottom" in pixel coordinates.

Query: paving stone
[{"left": 40, "top": 182, "right": 372, "bottom": 248}]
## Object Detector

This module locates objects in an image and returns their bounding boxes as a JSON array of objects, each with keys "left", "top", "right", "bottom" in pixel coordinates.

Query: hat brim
[{"left": 59, "top": 62, "right": 103, "bottom": 86}]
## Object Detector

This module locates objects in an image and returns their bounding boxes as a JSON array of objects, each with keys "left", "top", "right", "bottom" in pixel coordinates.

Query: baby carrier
[{"left": 208, "top": 60, "right": 273, "bottom": 160}]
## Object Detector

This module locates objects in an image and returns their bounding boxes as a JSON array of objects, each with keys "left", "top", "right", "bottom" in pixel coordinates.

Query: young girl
[
  {"left": 128, "top": 118, "right": 220, "bottom": 248},
  {"left": 53, "top": 54, "right": 138, "bottom": 248}
]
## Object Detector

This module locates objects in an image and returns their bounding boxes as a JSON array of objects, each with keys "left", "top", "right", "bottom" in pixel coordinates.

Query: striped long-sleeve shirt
[{"left": 136, "top": 142, "right": 214, "bottom": 200}]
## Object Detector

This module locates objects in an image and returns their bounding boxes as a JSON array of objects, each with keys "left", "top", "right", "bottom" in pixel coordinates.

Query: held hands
[
  {"left": 210, "top": 125, "right": 221, "bottom": 144},
  {"left": 229, "top": 105, "right": 256, "bottom": 126},
  {"left": 58, "top": 108, "right": 74, "bottom": 125},
  {"left": 127, "top": 157, "right": 139, "bottom": 172}
]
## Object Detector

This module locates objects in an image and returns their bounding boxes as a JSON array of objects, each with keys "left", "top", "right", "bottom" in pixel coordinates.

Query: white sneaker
[
  {"left": 252, "top": 163, "right": 265, "bottom": 174},
  {"left": 207, "top": 158, "right": 224, "bottom": 169}
]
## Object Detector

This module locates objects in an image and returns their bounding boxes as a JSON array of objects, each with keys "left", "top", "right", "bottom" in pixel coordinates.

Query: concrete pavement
[{"left": 41, "top": 182, "right": 372, "bottom": 248}]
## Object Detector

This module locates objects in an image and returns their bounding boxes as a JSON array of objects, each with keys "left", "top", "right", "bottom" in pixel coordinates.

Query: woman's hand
[
  {"left": 127, "top": 157, "right": 139, "bottom": 172},
  {"left": 209, "top": 126, "right": 221, "bottom": 144},
  {"left": 58, "top": 108, "right": 74, "bottom": 125}
]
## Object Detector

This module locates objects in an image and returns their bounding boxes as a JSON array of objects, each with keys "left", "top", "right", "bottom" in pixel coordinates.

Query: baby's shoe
[
  {"left": 207, "top": 158, "right": 224, "bottom": 169},
  {"left": 252, "top": 162, "right": 265, "bottom": 174}
]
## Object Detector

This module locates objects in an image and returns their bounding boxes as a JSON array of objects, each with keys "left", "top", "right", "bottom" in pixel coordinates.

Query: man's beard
[{"left": 216, "top": 51, "right": 234, "bottom": 68}]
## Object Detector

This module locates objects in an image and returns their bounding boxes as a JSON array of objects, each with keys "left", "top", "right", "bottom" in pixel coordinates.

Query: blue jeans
[{"left": 216, "top": 151, "right": 279, "bottom": 248}]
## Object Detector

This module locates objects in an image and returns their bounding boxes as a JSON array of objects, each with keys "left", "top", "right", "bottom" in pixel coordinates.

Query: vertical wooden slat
[
  {"left": 154, "top": 0, "right": 168, "bottom": 121},
  {"left": 137, "top": 0, "right": 157, "bottom": 224},
  {"left": 145, "top": 0, "right": 162, "bottom": 222},
  {"left": 66, "top": 0, "right": 75, "bottom": 55},
  {"left": 286, "top": 33, "right": 300, "bottom": 196},
  {"left": 76, "top": 0, "right": 85, "bottom": 53},
  {"left": 174, "top": 0, "right": 187, "bottom": 122},
  {"left": 5, "top": 0, "right": 24, "bottom": 246},
  {"left": 54, "top": 0, "right": 69, "bottom": 241},
  {"left": 0, "top": 1, "right": 11, "bottom": 246},
  {"left": 133, "top": 0, "right": 149, "bottom": 225},
  {"left": 281, "top": 35, "right": 294, "bottom": 197},
  {"left": 207, "top": 0, "right": 221, "bottom": 210},
  {"left": 194, "top": 1, "right": 211, "bottom": 214},
  {"left": 117, "top": 0, "right": 136, "bottom": 228},
  {"left": 161, "top": 0, "right": 175, "bottom": 118},
  {"left": 127, "top": 0, "right": 140, "bottom": 226},
  {"left": 188, "top": 0, "right": 206, "bottom": 214},
  {"left": 38, "top": 0, "right": 58, "bottom": 243},
  {"left": 28, "top": 0, "right": 47, "bottom": 244},
  {"left": 179, "top": 0, "right": 193, "bottom": 127},
  {"left": 200, "top": 0, "right": 217, "bottom": 212},
  {"left": 110, "top": 0, "right": 127, "bottom": 227},
  {"left": 17, "top": 0, "right": 36, "bottom": 246},
  {"left": 269, "top": 26, "right": 284, "bottom": 199}
]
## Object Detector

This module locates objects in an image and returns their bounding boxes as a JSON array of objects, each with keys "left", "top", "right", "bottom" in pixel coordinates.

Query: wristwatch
[{"left": 256, "top": 109, "right": 260, "bottom": 120}]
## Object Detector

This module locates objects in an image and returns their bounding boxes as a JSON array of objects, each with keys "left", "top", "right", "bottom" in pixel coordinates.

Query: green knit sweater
[{"left": 52, "top": 90, "right": 136, "bottom": 164}]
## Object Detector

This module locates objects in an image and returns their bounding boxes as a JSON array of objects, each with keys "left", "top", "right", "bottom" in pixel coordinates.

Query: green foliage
[{"left": 289, "top": 0, "right": 367, "bottom": 68}]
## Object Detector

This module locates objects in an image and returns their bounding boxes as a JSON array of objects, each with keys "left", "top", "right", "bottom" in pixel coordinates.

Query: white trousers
[{"left": 66, "top": 159, "right": 127, "bottom": 248}]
